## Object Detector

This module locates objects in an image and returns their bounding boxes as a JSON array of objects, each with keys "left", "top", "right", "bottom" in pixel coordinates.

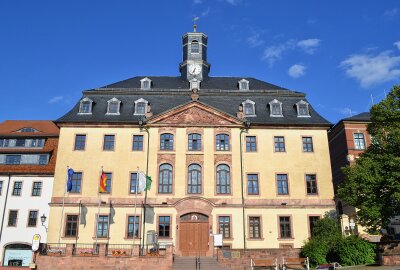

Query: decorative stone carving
[
  {"left": 157, "top": 106, "right": 233, "bottom": 125},
  {"left": 158, "top": 127, "right": 176, "bottom": 134},
  {"left": 191, "top": 88, "right": 199, "bottom": 101},
  {"left": 157, "top": 154, "right": 175, "bottom": 165},
  {"left": 145, "top": 103, "right": 153, "bottom": 118},
  {"left": 214, "top": 154, "right": 232, "bottom": 165},
  {"left": 237, "top": 104, "right": 244, "bottom": 119},
  {"left": 186, "top": 154, "right": 204, "bottom": 166}
]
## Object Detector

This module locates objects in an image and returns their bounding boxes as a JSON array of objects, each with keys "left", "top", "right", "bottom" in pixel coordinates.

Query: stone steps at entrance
[{"left": 173, "top": 256, "right": 228, "bottom": 270}]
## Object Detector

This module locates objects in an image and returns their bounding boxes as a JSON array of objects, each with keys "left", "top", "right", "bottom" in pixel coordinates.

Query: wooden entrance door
[{"left": 179, "top": 221, "right": 209, "bottom": 256}]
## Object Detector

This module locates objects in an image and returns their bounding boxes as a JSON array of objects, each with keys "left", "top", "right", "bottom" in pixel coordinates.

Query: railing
[
  {"left": 72, "top": 243, "right": 99, "bottom": 256},
  {"left": 140, "top": 242, "right": 173, "bottom": 257},
  {"left": 106, "top": 244, "right": 139, "bottom": 257},
  {"left": 39, "top": 243, "right": 67, "bottom": 256}
]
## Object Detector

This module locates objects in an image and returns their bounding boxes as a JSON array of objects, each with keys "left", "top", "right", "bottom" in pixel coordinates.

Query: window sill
[
  {"left": 62, "top": 236, "right": 79, "bottom": 240},
  {"left": 222, "top": 238, "right": 234, "bottom": 241},
  {"left": 92, "top": 237, "right": 110, "bottom": 240},
  {"left": 277, "top": 238, "right": 294, "bottom": 241},
  {"left": 247, "top": 238, "right": 264, "bottom": 241},
  {"left": 123, "top": 237, "right": 142, "bottom": 240},
  {"left": 158, "top": 237, "right": 172, "bottom": 240}
]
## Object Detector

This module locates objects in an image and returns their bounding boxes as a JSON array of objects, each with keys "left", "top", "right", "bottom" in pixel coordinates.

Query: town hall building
[{"left": 46, "top": 26, "right": 335, "bottom": 259}]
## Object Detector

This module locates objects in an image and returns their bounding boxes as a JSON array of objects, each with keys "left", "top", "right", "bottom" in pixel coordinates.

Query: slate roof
[
  {"left": 342, "top": 112, "right": 370, "bottom": 122},
  {"left": 57, "top": 76, "right": 331, "bottom": 127}
]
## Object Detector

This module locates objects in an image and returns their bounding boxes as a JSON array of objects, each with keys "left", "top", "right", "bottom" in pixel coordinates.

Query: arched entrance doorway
[
  {"left": 3, "top": 243, "right": 32, "bottom": 266},
  {"left": 179, "top": 213, "right": 209, "bottom": 256}
]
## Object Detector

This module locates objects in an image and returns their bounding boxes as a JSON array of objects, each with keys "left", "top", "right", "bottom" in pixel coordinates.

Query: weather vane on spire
[{"left": 193, "top": 16, "right": 199, "bottom": 32}]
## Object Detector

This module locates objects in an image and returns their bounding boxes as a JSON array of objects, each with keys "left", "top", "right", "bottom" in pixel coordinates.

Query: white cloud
[
  {"left": 288, "top": 64, "right": 306, "bottom": 78},
  {"left": 193, "top": 0, "right": 202, "bottom": 4},
  {"left": 201, "top": 7, "right": 210, "bottom": 17},
  {"left": 246, "top": 32, "right": 264, "bottom": 48},
  {"left": 340, "top": 51, "right": 400, "bottom": 88},
  {"left": 261, "top": 40, "right": 295, "bottom": 66},
  {"left": 394, "top": 41, "right": 400, "bottom": 50},
  {"left": 340, "top": 107, "right": 357, "bottom": 116},
  {"left": 384, "top": 8, "right": 398, "bottom": 17},
  {"left": 48, "top": 96, "right": 64, "bottom": 104},
  {"left": 223, "top": 0, "right": 242, "bottom": 5},
  {"left": 297, "top": 39, "right": 321, "bottom": 54}
]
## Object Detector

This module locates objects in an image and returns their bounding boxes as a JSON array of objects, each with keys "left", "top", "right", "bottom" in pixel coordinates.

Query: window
[
  {"left": 160, "top": 133, "right": 174, "bottom": 150},
  {"left": 191, "top": 40, "right": 199, "bottom": 53},
  {"left": 134, "top": 98, "right": 149, "bottom": 115},
  {"left": 216, "top": 164, "right": 231, "bottom": 194},
  {"left": 32, "top": 182, "right": 42, "bottom": 196},
  {"left": 277, "top": 174, "right": 289, "bottom": 195},
  {"left": 132, "top": 135, "right": 144, "bottom": 151},
  {"left": 12, "top": 181, "right": 22, "bottom": 196},
  {"left": 158, "top": 216, "right": 171, "bottom": 237},
  {"left": 274, "top": 136, "right": 286, "bottom": 152},
  {"left": 302, "top": 137, "right": 314, "bottom": 152},
  {"left": 140, "top": 78, "right": 152, "bottom": 89},
  {"left": 354, "top": 133, "right": 366, "bottom": 150},
  {"left": 279, "top": 216, "right": 292, "bottom": 238},
  {"left": 65, "top": 215, "right": 78, "bottom": 237},
  {"left": 16, "top": 139, "right": 25, "bottom": 147},
  {"left": 103, "top": 135, "right": 115, "bottom": 151},
  {"left": 74, "top": 135, "right": 86, "bottom": 150},
  {"left": 269, "top": 99, "right": 283, "bottom": 117},
  {"left": 243, "top": 100, "right": 256, "bottom": 116},
  {"left": 130, "top": 173, "right": 138, "bottom": 194},
  {"left": 0, "top": 181, "right": 3, "bottom": 195},
  {"left": 97, "top": 215, "right": 109, "bottom": 238},
  {"left": 0, "top": 138, "right": 45, "bottom": 148},
  {"left": 158, "top": 164, "right": 173, "bottom": 193},
  {"left": 39, "top": 155, "right": 48, "bottom": 165},
  {"left": 6, "top": 155, "right": 21, "bottom": 165},
  {"left": 249, "top": 217, "right": 261, "bottom": 239},
  {"left": 18, "top": 127, "right": 38, "bottom": 132},
  {"left": 246, "top": 136, "right": 257, "bottom": 152},
  {"left": 306, "top": 174, "right": 318, "bottom": 195},
  {"left": 216, "top": 134, "right": 230, "bottom": 151},
  {"left": 107, "top": 98, "right": 121, "bottom": 114},
  {"left": 8, "top": 210, "right": 18, "bottom": 226},
  {"left": 28, "top": 211, "right": 38, "bottom": 227},
  {"left": 218, "top": 216, "right": 231, "bottom": 239},
  {"left": 70, "top": 172, "right": 82, "bottom": 193},
  {"left": 238, "top": 79, "right": 249, "bottom": 90},
  {"left": 247, "top": 174, "right": 259, "bottom": 195},
  {"left": 309, "top": 216, "right": 320, "bottom": 237},
  {"left": 188, "top": 164, "right": 202, "bottom": 194},
  {"left": 188, "top": 133, "right": 201, "bottom": 151},
  {"left": 104, "top": 173, "right": 112, "bottom": 193},
  {"left": 79, "top": 97, "right": 93, "bottom": 114},
  {"left": 127, "top": 216, "right": 140, "bottom": 238},
  {"left": 296, "top": 100, "right": 310, "bottom": 117}
]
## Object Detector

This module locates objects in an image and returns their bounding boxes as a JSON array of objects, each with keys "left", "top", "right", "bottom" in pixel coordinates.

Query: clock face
[{"left": 189, "top": 64, "right": 202, "bottom": 75}]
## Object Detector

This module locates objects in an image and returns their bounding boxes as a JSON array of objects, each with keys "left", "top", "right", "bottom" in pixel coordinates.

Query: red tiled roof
[{"left": 0, "top": 120, "right": 59, "bottom": 136}]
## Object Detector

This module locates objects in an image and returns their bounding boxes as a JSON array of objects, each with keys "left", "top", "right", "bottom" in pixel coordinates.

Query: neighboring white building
[{"left": 0, "top": 120, "right": 59, "bottom": 266}]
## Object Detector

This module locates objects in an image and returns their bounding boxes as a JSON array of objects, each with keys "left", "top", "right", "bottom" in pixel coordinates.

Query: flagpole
[
  {"left": 58, "top": 166, "right": 69, "bottom": 245},
  {"left": 133, "top": 167, "right": 140, "bottom": 245},
  {"left": 95, "top": 166, "right": 103, "bottom": 253}
]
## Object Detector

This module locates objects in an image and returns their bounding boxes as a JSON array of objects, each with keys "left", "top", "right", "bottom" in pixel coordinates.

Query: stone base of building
[
  {"left": 216, "top": 248, "right": 301, "bottom": 270},
  {"left": 33, "top": 243, "right": 173, "bottom": 270},
  {"left": 378, "top": 241, "right": 400, "bottom": 266}
]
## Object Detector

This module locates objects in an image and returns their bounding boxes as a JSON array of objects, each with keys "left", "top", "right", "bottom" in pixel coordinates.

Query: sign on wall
[
  {"left": 213, "top": 234, "right": 223, "bottom": 247},
  {"left": 32, "top": 234, "right": 41, "bottom": 251}
]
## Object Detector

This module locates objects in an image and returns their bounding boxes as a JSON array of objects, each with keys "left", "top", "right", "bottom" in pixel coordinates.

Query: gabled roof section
[
  {"left": 343, "top": 112, "right": 371, "bottom": 122},
  {"left": 147, "top": 101, "right": 243, "bottom": 127},
  {"left": 0, "top": 121, "right": 59, "bottom": 136}
]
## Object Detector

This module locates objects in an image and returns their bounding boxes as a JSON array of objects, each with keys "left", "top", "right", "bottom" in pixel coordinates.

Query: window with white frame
[
  {"left": 78, "top": 97, "right": 93, "bottom": 114},
  {"left": 296, "top": 100, "right": 310, "bottom": 117},
  {"left": 107, "top": 98, "right": 121, "bottom": 115},
  {"left": 242, "top": 99, "right": 256, "bottom": 116},
  {"left": 191, "top": 40, "right": 199, "bottom": 53},
  {"left": 140, "top": 77, "right": 152, "bottom": 90},
  {"left": 269, "top": 99, "right": 283, "bottom": 117},
  {"left": 190, "top": 79, "right": 200, "bottom": 90},
  {"left": 134, "top": 98, "right": 149, "bottom": 115},
  {"left": 238, "top": 79, "right": 249, "bottom": 90}
]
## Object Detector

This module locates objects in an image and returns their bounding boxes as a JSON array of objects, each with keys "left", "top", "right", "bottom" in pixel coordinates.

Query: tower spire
[{"left": 193, "top": 17, "right": 199, "bottom": 32}]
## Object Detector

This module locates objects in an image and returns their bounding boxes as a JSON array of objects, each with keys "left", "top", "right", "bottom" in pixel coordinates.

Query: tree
[{"left": 338, "top": 85, "right": 400, "bottom": 233}]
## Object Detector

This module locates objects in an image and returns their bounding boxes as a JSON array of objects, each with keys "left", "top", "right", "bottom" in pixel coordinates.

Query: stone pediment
[{"left": 147, "top": 102, "right": 243, "bottom": 127}]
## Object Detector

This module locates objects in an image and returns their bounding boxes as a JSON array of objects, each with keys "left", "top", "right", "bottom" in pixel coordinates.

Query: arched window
[
  {"left": 79, "top": 97, "right": 93, "bottom": 114},
  {"left": 216, "top": 164, "right": 231, "bottom": 194},
  {"left": 242, "top": 99, "right": 256, "bottom": 116},
  {"left": 238, "top": 79, "right": 249, "bottom": 90},
  {"left": 188, "top": 133, "right": 201, "bottom": 151},
  {"left": 188, "top": 164, "right": 202, "bottom": 194},
  {"left": 158, "top": 164, "right": 173, "bottom": 193},
  {"left": 140, "top": 77, "right": 152, "bottom": 89},
  {"left": 216, "top": 134, "right": 230, "bottom": 151},
  {"left": 107, "top": 97, "right": 121, "bottom": 115},
  {"left": 269, "top": 99, "right": 283, "bottom": 117},
  {"left": 191, "top": 40, "right": 199, "bottom": 53},
  {"left": 296, "top": 100, "right": 310, "bottom": 117},
  {"left": 160, "top": 133, "right": 174, "bottom": 150},
  {"left": 134, "top": 98, "right": 148, "bottom": 115}
]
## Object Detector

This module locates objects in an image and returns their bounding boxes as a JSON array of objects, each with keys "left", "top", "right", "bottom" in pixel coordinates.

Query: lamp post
[
  {"left": 41, "top": 214, "right": 48, "bottom": 232},
  {"left": 239, "top": 120, "right": 250, "bottom": 251}
]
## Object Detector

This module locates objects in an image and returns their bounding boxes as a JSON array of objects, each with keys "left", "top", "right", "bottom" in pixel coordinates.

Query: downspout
[
  {"left": 239, "top": 121, "right": 250, "bottom": 251},
  {"left": 140, "top": 121, "right": 150, "bottom": 254},
  {"left": 0, "top": 174, "right": 11, "bottom": 243}
]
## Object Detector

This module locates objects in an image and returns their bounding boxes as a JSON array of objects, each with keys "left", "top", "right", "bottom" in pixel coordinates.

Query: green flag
[{"left": 145, "top": 176, "right": 152, "bottom": 191}]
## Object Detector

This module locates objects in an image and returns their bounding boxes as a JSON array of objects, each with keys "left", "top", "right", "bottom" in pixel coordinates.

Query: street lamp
[{"left": 41, "top": 214, "right": 48, "bottom": 232}]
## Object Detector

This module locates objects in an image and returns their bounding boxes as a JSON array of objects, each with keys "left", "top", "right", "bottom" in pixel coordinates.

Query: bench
[
  {"left": 250, "top": 258, "right": 278, "bottom": 270},
  {"left": 282, "top": 257, "right": 309, "bottom": 270}
]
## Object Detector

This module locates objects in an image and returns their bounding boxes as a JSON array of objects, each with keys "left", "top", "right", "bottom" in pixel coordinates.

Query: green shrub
[
  {"left": 332, "top": 235, "right": 376, "bottom": 266},
  {"left": 301, "top": 238, "right": 329, "bottom": 267}
]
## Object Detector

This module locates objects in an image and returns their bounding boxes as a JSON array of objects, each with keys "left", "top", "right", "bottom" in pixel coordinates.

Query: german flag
[{"left": 99, "top": 171, "right": 107, "bottom": 193}]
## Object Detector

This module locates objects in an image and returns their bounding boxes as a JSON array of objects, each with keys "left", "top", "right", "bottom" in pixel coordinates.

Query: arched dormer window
[
  {"left": 269, "top": 99, "right": 283, "bottom": 117},
  {"left": 79, "top": 97, "right": 93, "bottom": 114},
  {"left": 17, "top": 127, "right": 38, "bottom": 132},
  {"left": 140, "top": 77, "right": 152, "bottom": 90},
  {"left": 238, "top": 79, "right": 249, "bottom": 90},
  {"left": 191, "top": 40, "right": 199, "bottom": 54},
  {"left": 296, "top": 100, "right": 310, "bottom": 117},
  {"left": 134, "top": 98, "right": 149, "bottom": 115},
  {"left": 107, "top": 97, "right": 121, "bottom": 115},
  {"left": 242, "top": 99, "right": 256, "bottom": 117}
]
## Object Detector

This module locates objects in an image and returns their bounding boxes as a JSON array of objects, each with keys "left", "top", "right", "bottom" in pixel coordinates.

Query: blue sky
[{"left": 0, "top": 0, "right": 399, "bottom": 123}]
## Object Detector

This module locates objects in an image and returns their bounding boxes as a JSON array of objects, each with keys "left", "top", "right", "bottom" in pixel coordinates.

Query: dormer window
[
  {"left": 191, "top": 40, "right": 199, "bottom": 53},
  {"left": 134, "top": 98, "right": 149, "bottom": 115},
  {"left": 107, "top": 97, "right": 121, "bottom": 115},
  {"left": 17, "top": 127, "right": 38, "bottom": 132},
  {"left": 190, "top": 79, "right": 200, "bottom": 90},
  {"left": 242, "top": 99, "right": 256, "bottom": 117},
  {"left": 269, "top": 99, "right": 283, "bottom": 117},
  {"left": 296, "top": 100, "right": 310, "bottom": 117},
  {"left": 238, "top": 79, "right": 249, "bottom": 90},
  {"left": 140, "top": 77, "right": 152, "bottom": 90},
  {"left": 78, "top": 97, "right": 93, "bottom": 114}
]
